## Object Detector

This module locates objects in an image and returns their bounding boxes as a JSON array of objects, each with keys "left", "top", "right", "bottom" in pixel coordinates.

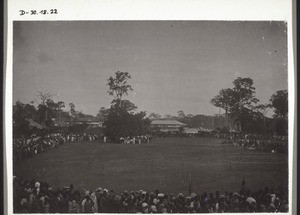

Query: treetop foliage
[
  {"left": 210, "top": 77, "right": 287, "bottom": 135},
  {"left": 270, "top": 89, "right": 288, "bottom": 119},
  {"left": 107, "top": 71, "right": 133, "bottom": 100}
]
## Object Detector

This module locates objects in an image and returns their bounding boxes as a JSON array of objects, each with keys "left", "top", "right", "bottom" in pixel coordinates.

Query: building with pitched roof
[{"left": 150, "top": 119, "right": 186, "bottom": 133}]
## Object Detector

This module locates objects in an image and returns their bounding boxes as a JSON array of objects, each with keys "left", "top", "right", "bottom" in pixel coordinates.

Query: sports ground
[{"left": 13, "top": 137, "right": 288, "bottom": 195}]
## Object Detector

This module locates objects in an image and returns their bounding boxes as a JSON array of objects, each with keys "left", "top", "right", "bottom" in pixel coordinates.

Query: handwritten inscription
[{"left": 19, "top": 9, "right": 58, "bottom": 16}]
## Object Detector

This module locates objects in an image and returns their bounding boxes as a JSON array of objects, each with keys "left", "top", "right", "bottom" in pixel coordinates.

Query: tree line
[
  {"left": 13, "top": 73, "right": 288, "bottom": 140},
  {"left": 210, "top": 77, "right": 287, "bottom": 135},
  {"left": 13, "top": 90, "right": 94, "bottom": 138}
]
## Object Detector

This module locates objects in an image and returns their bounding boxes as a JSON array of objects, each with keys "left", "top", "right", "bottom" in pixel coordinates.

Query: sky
[{"left": 13, "top": 21, "right": 287, "bottom": 117}]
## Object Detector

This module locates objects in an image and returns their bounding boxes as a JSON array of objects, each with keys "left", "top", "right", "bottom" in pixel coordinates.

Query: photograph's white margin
[{"left": 5, "top": 0, "right": 295, "bottom": 215}]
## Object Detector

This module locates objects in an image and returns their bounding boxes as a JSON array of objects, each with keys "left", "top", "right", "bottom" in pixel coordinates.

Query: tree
[
  {"left": 210, "top": 77, "right": 259, "bottom": 132},
  {"left": 104, "top": 71, "right": 149, "bottom": 142},
  {"left": 229, "top": 77, "right": 259, "bottom": 132},
  {"left": 69, "top": 103, "right": 76, "bottom": 116},
  {"left": 107, "top": 71, "right": 133, "bottom": 101},
  {"left": 164, "top": 114, "right": 175, "bottom": 119},
  {"left": 177, "top": 110, "right": 185, "bottom": 119},
  {"left": 255, "top": 104, "right": 271, "bottom": 133},
  {"left": 269, "top": 90, "right": 288, "bottom": 135},
  {"left": 36, "top": 90, "right": 53, "bottom": 105},
  {"left": 96, "top": 107, "right": 110, "bottom": 121},
  {"left": 186, "top": 114, "right": 194, "bottom": 118},
  {"left": 111, "top": 99, "right": 137, "bottom": 114},
  {"left": 270, "top": 90, "right": 288, "bottom": 119},
  {"left": 13, "top": 101, "right": 37, "bottom": 138},
  {"left": 148, "top": 112, "right": 161, "bottom": 120},
  {"left": 210, "top": 88, "right": 234, "bottom": 129}
]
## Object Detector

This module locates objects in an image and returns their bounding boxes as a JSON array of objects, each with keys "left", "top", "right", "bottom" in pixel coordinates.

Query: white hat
[
  {"left": 142, "top": 202, "right": 148, "bottom": 208},
  {"left": 158, "top": 193, "right": 165, "bottom": 198}
]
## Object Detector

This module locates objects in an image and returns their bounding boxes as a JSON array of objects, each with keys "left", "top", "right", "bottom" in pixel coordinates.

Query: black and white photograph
[{"left": 5, "top": 1, "right": 295, "bottom": 214}]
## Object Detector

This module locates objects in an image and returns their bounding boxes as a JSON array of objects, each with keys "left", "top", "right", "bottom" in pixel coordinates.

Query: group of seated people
[
  {"left": 13, "top": 176, "right": 288, "bottom": 213},
  {"left": 221, "top": 134, "right": 288, "bottom": 154}
]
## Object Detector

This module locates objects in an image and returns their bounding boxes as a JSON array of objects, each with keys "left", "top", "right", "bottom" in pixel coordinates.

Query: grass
[{"left": 13, "top": 137, "right": 288, "bottom": 195}]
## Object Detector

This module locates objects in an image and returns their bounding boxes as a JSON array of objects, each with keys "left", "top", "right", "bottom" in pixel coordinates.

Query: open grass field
[{"left": 14, "top": 137, "right": 288, "bottom": 195}]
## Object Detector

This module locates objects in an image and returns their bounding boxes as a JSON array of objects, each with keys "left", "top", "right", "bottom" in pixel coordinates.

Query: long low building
[{"left": 150, "top": 119, "right": 186, "bottom": 133}]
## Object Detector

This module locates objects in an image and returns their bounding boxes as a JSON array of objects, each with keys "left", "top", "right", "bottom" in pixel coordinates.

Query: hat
[
  {"left": 178, "top": 193, "right": 184, "bottom": 197},
  {"left": 142, "top": 202, "right": 148, "bottom": 208},
  {"left": 103, "top": 189, "right": 108, "bottom": 193},
  {"left": 158, "top": 193, "right": 165, "bottom": 198},
  {"left": 142, "top": 191, "right": 147, "bottom": 195},
  {"left": 150, "top": 205, "right": 157, "bottom": 212},
  {"left": 35, "top": 182, "right": 40, "bottom": 188}
]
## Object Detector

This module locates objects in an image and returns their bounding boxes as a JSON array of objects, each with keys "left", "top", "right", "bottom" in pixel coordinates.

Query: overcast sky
[{"left": 13, "top": 21, "right": 287, "bottom": 117}]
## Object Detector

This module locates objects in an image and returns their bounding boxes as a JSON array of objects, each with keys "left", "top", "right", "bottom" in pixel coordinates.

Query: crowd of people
[
  {"left": 221, "top": 134, "right": 288, "bottom": 154},
  {"left": 13, "top": 133, "right": 103, "bottom": 162},
  {"left": 65, "top": 133, "right": 102, "bottom": 143},
  {"left": 13, "top": 176, "right": 288, "bottom": 213},
  {"left": 119, "top": 135, "right": 151, "bottom": 144},
  {"left": 13, "top": 133, "right": 66, "bottom": 162},
  {"left": 13, "top": 132, "right": 153, "bottom": 162}
]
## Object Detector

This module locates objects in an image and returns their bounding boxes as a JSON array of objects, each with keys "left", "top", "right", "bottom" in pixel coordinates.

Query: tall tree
[
  {"left": 229, "top": 77, "right": 259, "bottom": 132},
  {"left": 210, "top": 88, "right": 234, "bottom": 129},
  {"left": 210, "top": 77, "right": 259, "bottom": 132},
  {"left": 104, "top": 71, "right": 149, "bottom": 141},
  {"left": 107, "top": 71, "right": 133, "bottom": 101}
]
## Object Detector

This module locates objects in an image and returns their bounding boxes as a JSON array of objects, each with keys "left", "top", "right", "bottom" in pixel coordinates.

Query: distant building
[{"left": 150, "top": 119, "right": 186, "bottom": 133}]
